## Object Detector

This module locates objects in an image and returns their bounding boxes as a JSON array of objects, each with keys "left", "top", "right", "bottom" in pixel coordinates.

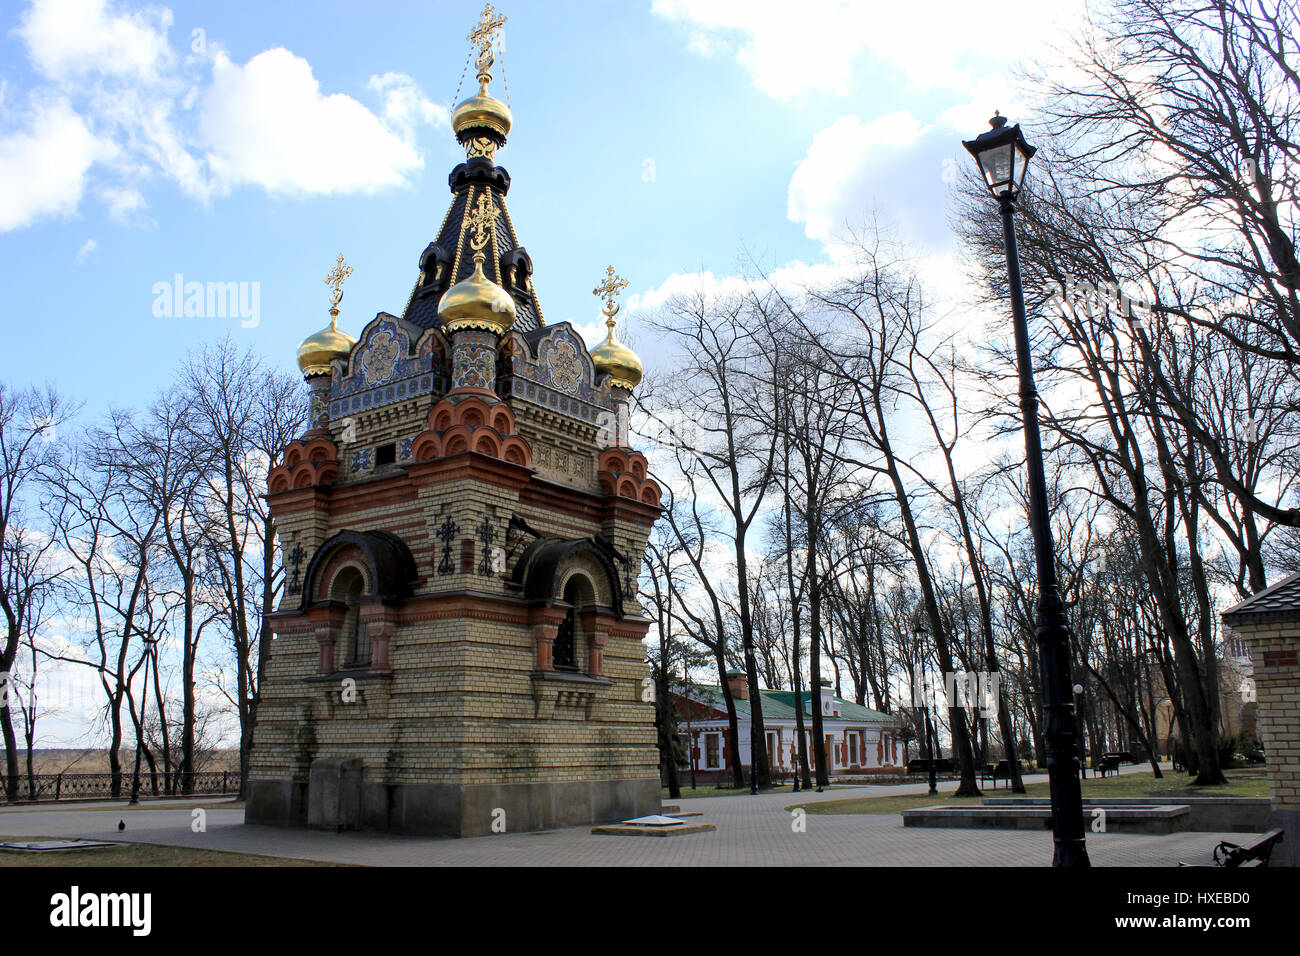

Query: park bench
[
  {"left": 1180, "top": 829, "right": 1284, "bottom": 868},
  {"left": 978, "top": 760, "right": 1020, "bottom": 789},
  {"left": 1094, "top": 755, "right": 1121, "bottom": 777},
  {"left": 1104, "top": 751, "right": 1134, "bottom": 764},
  {"left": 906, "top": 758, "right": 956, "bottom": 775}
]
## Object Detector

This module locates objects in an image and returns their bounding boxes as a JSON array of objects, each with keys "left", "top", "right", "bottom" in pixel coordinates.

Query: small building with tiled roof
[
  {"left": 1222, "top": 570, "right": 1300, "bottom": 867},
  {"left": 669, "top": 672, "right": 905, "bottom": 783}
]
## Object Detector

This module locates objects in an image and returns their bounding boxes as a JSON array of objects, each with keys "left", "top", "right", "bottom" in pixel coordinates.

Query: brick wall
[{"left": 1244, "top": 622, "right": 1300, "bottom": 813}]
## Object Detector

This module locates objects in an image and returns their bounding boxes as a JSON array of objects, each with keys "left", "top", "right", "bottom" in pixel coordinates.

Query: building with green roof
[{"left": 669, "top": 672, "right": 905, "bottom": 782}]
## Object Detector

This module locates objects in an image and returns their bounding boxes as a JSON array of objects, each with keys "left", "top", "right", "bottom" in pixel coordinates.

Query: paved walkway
[{"left": 0, "top": 763, "right": 1243, "bottom": 866}]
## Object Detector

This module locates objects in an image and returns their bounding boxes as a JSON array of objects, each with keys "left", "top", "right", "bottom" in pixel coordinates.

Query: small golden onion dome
[
  {"left": 591, "top": 316, "right": 643, "bottom": 391},
  {"left": 297, "top": 315, "right": 356, "bottom": 378},
  {"left": 439, "top": 252, "right": 517, "bottom": 334},
  {"left": 452, "top": 92, "right": 512, "bottom": 142}
]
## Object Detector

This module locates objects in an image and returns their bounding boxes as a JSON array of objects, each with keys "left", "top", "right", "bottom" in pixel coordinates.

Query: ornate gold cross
[
  {"left": 325, "top": 254, "right": 353, "bottom": 314},
  {"left": 465, "top": 192, "right": 499, "bottom": 251},
  {"left": 468, "top": 4, "right": 507, "bottom": 54},
  {"left": 593, "top": 265, "right": 629, "bottom": 317},
  {"left": 468, "top": 4, "right": 507, "bottom": 94}
]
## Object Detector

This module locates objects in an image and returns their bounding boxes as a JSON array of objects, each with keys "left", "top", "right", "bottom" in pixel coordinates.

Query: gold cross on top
[
  {"left": 325, "top": 254, "right": 353, "bottom": 311},
  {"left": 593, "top": 265, "right": 629, "bottom": 317},
  {"left": 468, "top": 4, "right": 507, "bottom": 54}
]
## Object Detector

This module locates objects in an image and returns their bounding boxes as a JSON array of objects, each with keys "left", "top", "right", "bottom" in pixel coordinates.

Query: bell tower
[{"left": 248, "top": 5, "right": 663, "bottom": 836}]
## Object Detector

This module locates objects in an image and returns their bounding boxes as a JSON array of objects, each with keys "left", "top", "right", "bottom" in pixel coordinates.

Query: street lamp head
[{"left": 962, "top": 112, "right": 1037, "bottom": 203}]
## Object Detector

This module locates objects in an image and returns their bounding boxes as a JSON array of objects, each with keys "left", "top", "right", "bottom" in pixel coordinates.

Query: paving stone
[{"left": 0, "top": 763, "right": 1254, "bottom": 866}]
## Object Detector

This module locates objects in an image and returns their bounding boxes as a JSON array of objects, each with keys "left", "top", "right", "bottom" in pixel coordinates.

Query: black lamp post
[
  {"left": 913, "top": 626, "right": 939, "bottom": 797},
  {"left": 1073, "top": 682, "right": 1087, "bottom": 780},
  {"left": 923, "top": 706, "right": 939, "bottom": 797},
  {"left": 962, "top": 114, "right": 1090, "bottom": 867}
]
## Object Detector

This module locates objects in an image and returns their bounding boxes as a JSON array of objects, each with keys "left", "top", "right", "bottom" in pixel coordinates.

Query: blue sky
[{"left": 0, "top": 0, "right": 1087, "bottom": 412}]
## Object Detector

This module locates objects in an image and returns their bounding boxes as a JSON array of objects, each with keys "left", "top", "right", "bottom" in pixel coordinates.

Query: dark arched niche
[
  {"left": 300, "top": 529, "right": 419, "bottom": 612},
  {"left": 511, "top": 536, "right": 625, "bottom": 615}
]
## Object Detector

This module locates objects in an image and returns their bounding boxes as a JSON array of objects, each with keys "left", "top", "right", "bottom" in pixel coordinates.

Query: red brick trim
[{"left": 1263, "top": 650, "right": 1298, "bottom": 667}]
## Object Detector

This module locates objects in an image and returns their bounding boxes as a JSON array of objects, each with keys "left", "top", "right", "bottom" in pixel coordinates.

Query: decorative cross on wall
[
  {"left": 477, "top": 514, "right": 497, "bottom": 575},
  {"left": 622, "top": 548, "right": 639, "bottom": 602},
  {"left": 287, "top": 543, "right": 307, "bottom": 595},
  {"left": 437, "top": 515, "right": 459, "bottom": 575}
]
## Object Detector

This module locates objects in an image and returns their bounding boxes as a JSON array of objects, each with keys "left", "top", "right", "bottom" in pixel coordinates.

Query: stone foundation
[{"left": 247, "top": 774, "right": 659, "bottom": 837}]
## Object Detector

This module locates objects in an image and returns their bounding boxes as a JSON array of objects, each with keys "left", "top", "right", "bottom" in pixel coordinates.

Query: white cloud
[
  {"left": 653, "top": 0, "right": 1086, "bottom": 100},
  {"left": 368, "top": 72, "right": 449, "bottom": 143},
  {"left": 573, "top": 319, "right": 608, "bottom": 349},
  {"left": 199, "top": 48, "right": 425, "bottom": 197},
  {"left": 0, "top": 97, "right": 103, "bottom": 230},
  {"left": 937, "top": 76, "right": 1034, "bottom": 136},
  {"left": 18, "top": 0, "right": 174, "bottom": 82},
  {"left": 788, "top": 111, "right": 929, "bottom": 252},
  {"left": 3, "top": 0, "right": 443, "bottom": 230},
  {"left": 99, "top": 184, "right": 146, "bottom": 220},
  {"left": 75, "top": 237, "right": 97, "bottom": 262}
]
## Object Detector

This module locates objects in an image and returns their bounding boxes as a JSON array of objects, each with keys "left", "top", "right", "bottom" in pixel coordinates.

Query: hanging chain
[
  {"left": 452, "top": 47, "right": 473, "bottom": 104},
  {"left": 497, "top": 36, "right": 510, "bottom": 107}
]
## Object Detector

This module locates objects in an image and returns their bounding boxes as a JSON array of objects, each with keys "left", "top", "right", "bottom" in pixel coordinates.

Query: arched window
[
  {"left": 332, "top": 567, "right": 370, "bottom": 668},
  {"left": 554, "top": 575, "right": 595, "bottom": 673}
]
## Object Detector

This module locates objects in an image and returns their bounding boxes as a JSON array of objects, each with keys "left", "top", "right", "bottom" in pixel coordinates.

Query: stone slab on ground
[
  {"left": 903, "top": 804, "right": 1190, "bottom": 835},
  {"left": 0, "top": 839, "right": 119, "bottom": 852},
  {"left": 980, "top": 796, "right": 1272, "bottom": 832},
  {"left": 592, "top": 822, "right": 717, "bottom": 837}
]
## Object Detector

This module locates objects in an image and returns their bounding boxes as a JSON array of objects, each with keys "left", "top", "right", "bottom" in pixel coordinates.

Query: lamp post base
[{"left": 1053, "top": 840, "right": 1091, "bottom": 868}]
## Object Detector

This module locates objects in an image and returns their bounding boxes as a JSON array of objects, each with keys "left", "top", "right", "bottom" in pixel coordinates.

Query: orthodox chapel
[{"left": 247, "top": 6, "right": 663, "bottom": 836}]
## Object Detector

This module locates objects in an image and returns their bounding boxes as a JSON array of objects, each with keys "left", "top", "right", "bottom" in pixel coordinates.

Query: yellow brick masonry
[
  {"left": 1244, "top": 622, "right": 1300, "bottom": 811},
  {"left": 249, "top": 377, "right": 660, "bottom": 801}
]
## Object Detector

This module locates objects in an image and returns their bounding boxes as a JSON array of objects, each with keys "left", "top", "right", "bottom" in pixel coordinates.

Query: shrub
[{"left": 1217, "top": 733, "right": 1242, "bottom": 769}]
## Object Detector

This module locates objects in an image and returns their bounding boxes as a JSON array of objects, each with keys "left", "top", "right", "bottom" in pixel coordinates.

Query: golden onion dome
[
  {"left": 297, "top": 314, "right": 356, "bottom": 378},
  {"left": 591, "top": 316, "right": 643, "bottom": 391},
  {"left": 438, "top": 251, "right": 517, "bottom": 334},
  {"left": 452, "top": 92, "right": 512, "bottom": 143}
]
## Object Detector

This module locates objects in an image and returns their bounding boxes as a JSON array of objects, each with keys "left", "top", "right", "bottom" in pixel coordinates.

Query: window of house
[
  {"left": 705, "top": 734, "right": 720, "bottom": 769},
  {"left": 376, "top": 443, "right": 396, "bottom": 466}
]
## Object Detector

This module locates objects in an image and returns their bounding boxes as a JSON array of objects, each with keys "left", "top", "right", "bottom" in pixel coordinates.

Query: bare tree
[
  {"left": 0, "top": 384, "right": 75, "bottom": 800},
  {"left": 639, "top": 287, "right": 781, "bottom": 788},
  {"left": 180, "top": 338, "right": 303, "bottom": 797}
]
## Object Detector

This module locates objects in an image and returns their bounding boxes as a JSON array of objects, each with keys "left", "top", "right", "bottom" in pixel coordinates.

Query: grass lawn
[
  {"left": 664, "top": 784, "right": 855, "bottom": 800},
  {"left": 788, "top": 768, "right": 1272, "bottom": 815},
  {"left": 0, "top": 835, "right": 347, "bottom": 867}
]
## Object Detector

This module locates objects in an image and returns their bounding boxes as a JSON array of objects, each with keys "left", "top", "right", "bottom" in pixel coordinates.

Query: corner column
[{"left": 530, "top": 606, "right": 567, "bottom": 672}]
